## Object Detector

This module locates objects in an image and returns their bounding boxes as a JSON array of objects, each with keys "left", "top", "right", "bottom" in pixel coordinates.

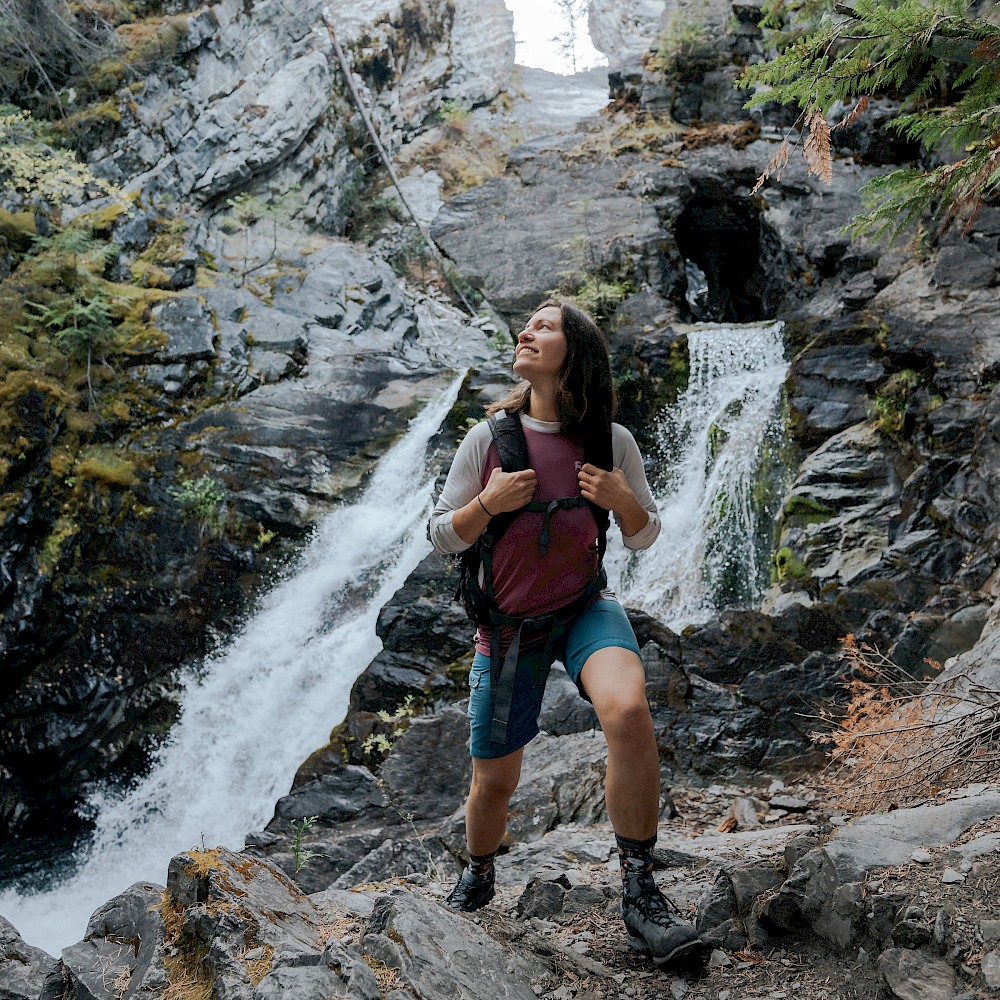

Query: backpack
[{"left": 455, "top": 410, "right": 611, "bottom": 746}]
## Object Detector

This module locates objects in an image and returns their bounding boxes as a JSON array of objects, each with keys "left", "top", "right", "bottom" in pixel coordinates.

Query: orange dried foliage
[{"left": 803, "top": 107, "right": 833, "bottom": 184}]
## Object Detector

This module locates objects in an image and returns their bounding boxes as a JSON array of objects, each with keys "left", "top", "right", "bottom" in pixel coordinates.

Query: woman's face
[{"left": 512, "top": 305, "right": 567, "bottom": 381}]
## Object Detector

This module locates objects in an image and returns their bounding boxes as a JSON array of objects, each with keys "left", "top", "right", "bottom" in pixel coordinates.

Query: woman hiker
[{"left": 427, "top": 299, "right": 703, "bottom": 967}]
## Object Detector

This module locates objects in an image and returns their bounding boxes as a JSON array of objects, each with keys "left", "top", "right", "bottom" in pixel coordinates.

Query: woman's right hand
[{"left": 480, "top": 467, "right": 536, "bottom": 514}]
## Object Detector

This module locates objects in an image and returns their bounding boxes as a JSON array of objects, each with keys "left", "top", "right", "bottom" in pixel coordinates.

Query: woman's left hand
[
  {"left": 577, "top": 464, "right": 634, "bottom": 512},
  {"left": 578, "top": 464, "right": 650, "bottom": 537}
]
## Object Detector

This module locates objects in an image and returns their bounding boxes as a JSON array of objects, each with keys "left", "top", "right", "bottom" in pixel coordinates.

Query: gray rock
[
  {"left": 538, "top": 664, "right": 599, "bottom": 736},
  {"left": 589, "top": 0, "right": 677, "bottom": 64},
  {"left": 62, "top": 937, "right": 137, "bottom": 1000},
  {"left": 981, "top": 950, "right": 1000, "bottom": 990},
  {"left": 789, "top": 346, "right": 885, "bottom": 442},
  {"left": 310, "top": 887, "right": 378, "bottom": 922},
  {"left": 933, "top": 243, "right": 997, "bottom": 289},
  {"left": 331, "top": 835, "right": 457, "bottom": 891},
  {"left": 980, "top": 919, "right": 1000, "bottom": 943},
  {"left": 149, "top": 295, "right": 217, "bottom": 362},
  {"left": 94, "top": 0, "right": 513, "bottom": 225},
  {"left": 81, "top": 881, "right": 168, "bottom": 999},
  {"left": 767, "top": 422, "right": 899, "bottom": 593},
  {"left": 269, "top": 766, "right": 393, "bottom": 829},
  {"left": 362, "top": 888, "right": 545, "bottom": 999},
  {"left": 431, "top": 138, "right": 674, "bottom": 320},
  {"left": 877, "top": 947, "right": 957, "bottom": 1000},
  {"left": 165, "top": 848, "right": 326, "bottom": 995},
  {"left": 769, "top": 795, "right": 809, "bottom": 811},
  {"left": 507, "top": 732, "right": 609, "bottom": 842},
  {"left": 696, "top": 871, "right": 738, "bottom": 941},
  {"left": 516, "top": 871, "right": 570, "bottom": 919},
  {"left": 253, "top": 937, "right": 379, "bottom": 1000},
  {"left": 0, "top": 915, "right": 57, "bottom": 1000},
  {"left": 379, "top": 706, "right": 472, "bottom": 820},
  {"left": 763, "top": 793, "right": 1000, "bottom": 948}
]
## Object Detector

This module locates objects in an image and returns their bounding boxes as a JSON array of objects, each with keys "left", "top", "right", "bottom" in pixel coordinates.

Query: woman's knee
[
  {"left": 598, "top": 696, "right": 654, "bottom": 746},
  {"left": 470, "top": 755, "right": 522, "bottom": 803}
]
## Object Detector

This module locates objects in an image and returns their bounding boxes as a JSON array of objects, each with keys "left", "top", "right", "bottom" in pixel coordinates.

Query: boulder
[
  {"left": 762, "top": 791, "right": 1000, "bottom": 948},
  {"left": 877, "top": 948, "right": 957, "bottom": 1000},
  {"left": 362, "top": 888, "right": 546, "bottom": 999},
  {"left": 0, "top": 915, "right": 57, "bottom": 1000},
  {"left": 268, "top": 765, "right": 395, "bottom": 831},
  {"left": 430, "top": 133, "right": 677, "bottom": 320},
  {"left": 379, "top": 706, "right": 472, "bottom": 820}
]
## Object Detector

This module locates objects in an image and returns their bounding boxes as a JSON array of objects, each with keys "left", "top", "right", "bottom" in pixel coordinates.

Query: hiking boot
[
  {"left": 621, "top": 872, "right": 703, "bottom": 966},
  {"left": 445, "top": 865, "right": 496, "bottom": 912}
]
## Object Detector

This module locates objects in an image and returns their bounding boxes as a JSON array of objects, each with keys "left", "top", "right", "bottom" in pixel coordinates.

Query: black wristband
[{"left": 478, "top": 494, "right": 494, "bottom": 517}]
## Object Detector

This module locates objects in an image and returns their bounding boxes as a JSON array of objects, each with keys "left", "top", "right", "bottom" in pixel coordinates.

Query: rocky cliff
[{"left": 0, "top": 0, "right": 510, "bottom": 851}]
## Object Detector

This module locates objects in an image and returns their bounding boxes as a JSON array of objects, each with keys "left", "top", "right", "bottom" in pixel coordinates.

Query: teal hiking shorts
[{"left": 467, "top": 597, "right": 641, "bottom": 759}]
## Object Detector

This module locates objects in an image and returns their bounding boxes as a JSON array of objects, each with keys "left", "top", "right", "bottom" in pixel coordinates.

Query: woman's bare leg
[
  {"left": 465, "top": 748, "right": 524, "bottom": 855},
  {"left": 579, "top": 647, "right": 659, "bottom": 838}
]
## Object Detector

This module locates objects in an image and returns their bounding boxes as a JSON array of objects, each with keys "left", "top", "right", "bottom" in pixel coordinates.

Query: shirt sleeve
[
  {"left": 427, "top": 421, "right": 494, "bottom": 554},
  {"left": 612, "top": 423, "right": 661, "bottom": 551}
]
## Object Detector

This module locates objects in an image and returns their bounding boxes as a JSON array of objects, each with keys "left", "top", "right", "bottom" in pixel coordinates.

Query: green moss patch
[
  {"left": 75, "top": 445, "right": 138, "bottom": 487},
  {"left": 774, "top": 546, "right": 810, "bottom": 581}
]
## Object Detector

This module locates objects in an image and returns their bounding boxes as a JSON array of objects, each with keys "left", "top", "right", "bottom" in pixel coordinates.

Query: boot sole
[{"left": 626, "top": 933, "right": 706, "bottom": 967}]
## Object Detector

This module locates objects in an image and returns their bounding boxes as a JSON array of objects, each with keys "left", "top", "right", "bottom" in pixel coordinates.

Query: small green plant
[
  {"left": 873, "top": 369, "right": 922, "bottom": 439},
  {"left": 0, "top": 109, "right": 119, "bottom": 205},
  {"left": 168, "top": 474, "right": 226, "bottom": 536},
  {"left": 549, "top": 201, "right": 635, "bottom": 323},
  {"left": 374, "top": 778, "right": 446, "bottom": 884},
  {"left": 21, "top": 227, "right": 121, "bottom": 410},
  {"left": 438, "top": 98, "right": 471, "bottom": 126},
  {"left": 221, "top": 187, "right": 301, "bottom": 286},
  {"left": 254, "top": 526, "right": 276, "bottom": 550},
  {"left": 290, "top": 815, "right": 323, "bottom": 877},
  {"left": 361, "top": 695, "right": 420, "bottom": 764},
  {"left": 489, "top": 328, "right": 512, "bottom": 354},
  {"left": 646, "top": 10, "right": 718, "bottom": 74}
]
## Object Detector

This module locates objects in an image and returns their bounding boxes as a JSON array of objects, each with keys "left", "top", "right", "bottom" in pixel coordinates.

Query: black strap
[{"left": 487, "top": 568, "right": 607, "bottom": 746}]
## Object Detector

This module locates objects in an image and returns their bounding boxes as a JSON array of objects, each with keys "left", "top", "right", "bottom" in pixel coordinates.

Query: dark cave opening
[{"left": 674, "top": 196, "right": 784, "bottom": 323}]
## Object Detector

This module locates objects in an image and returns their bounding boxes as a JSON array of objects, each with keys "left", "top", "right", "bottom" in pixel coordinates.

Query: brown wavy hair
[{"left": 486, "top": 300, "right": 617, "bottom": 470}]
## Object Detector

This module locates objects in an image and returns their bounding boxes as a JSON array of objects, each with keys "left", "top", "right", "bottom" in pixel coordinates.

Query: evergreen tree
[{"left": 738, "top": 0, "right": 1000, "bottom": 242}]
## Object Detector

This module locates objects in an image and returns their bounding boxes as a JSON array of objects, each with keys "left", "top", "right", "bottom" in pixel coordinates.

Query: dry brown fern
[{"left": 815, "top": 634, "right": 1000, "bottom": 813}]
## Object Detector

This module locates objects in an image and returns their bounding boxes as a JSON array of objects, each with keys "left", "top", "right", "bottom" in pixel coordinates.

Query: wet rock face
[
  {"left": 0, "top": 214, "right": 494, "bottom": 853},
  {"left": 91, "top": 0, "right": 513, "bottom": 232},
  {"left": 431, "top": 135, "right": 679, "bottom": 322}
]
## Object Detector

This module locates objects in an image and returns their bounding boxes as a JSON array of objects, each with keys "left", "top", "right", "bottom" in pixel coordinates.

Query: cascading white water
[
  {"left": 608, "top": 321, "right": 788, "bottom": 629},
  {"left": 0, "top": 371, "right": 466, "bottom": 955}
]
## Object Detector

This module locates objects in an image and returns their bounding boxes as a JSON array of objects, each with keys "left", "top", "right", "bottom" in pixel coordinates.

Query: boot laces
[{"left": 630, "top": 874, "right": 683, "bottom": 921}]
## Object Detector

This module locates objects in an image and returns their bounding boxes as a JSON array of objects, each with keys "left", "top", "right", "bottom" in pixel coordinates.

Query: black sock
[
  {"left": 468, "top": 850, "right": 496, "bottom": 879},
  {"left": 616, "top": 833, "right": 656, "bottom": 885}
]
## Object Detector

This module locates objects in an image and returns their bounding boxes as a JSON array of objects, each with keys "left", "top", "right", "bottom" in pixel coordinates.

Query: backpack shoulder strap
[
  {"left": 479, "top": 411, "right": 527, "bottom": 554},
  {"left": 582, "top": 422, "right": 613, "bottom": 561},
  {"left": 488, "top": 410, "right": 528, "bottom": 473}
]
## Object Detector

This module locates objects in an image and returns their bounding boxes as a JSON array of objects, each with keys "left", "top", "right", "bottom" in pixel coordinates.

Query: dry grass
[
  {"left": 817, "top": 634, "right": 1000, "bottom": 812},
  {"left": 318, "top": 914, "right": 357, "bottom": 945},
  {"left": 157, "top": 891, "right": 215, "bottom": 1000},
  {"left": 240, "top": 942, "right": 274, "bottom": 985},
  {"left": 396, "top": 117, "right": 519, "bottom": 196},
  {"left": 362, "top": 954, "right": 403, "bottom": 992}
]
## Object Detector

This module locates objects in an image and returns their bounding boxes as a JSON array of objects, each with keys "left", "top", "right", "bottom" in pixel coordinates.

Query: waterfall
[
  {"left": 607, "top": 321, "right": 789, "bottom": 629},
  {"left": 0, "top": 371, "right": 466, "bottom": 955}
]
